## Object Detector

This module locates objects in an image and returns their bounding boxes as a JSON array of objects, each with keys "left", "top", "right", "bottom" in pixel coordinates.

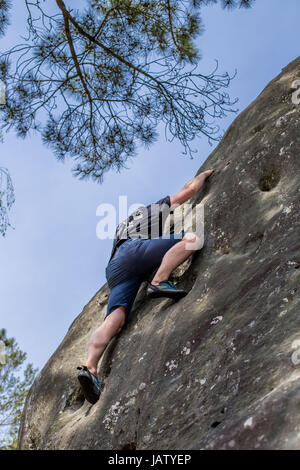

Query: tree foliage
[
  {"left": 0, "top": 328, "right": 37, "bottom": 450},
  {"left": 0, "top": 0, "right": 11, "bottom": 37},
  {"left": 0, "top": 0, "right": 254, "bottom": 181},
  {"left": 0, "top": 1, "right": 15, "bottom": 236}
]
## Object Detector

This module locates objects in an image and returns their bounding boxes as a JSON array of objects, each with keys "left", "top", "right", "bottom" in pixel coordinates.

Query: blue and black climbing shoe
[
  {"left": 77, "top": 366, "right": 104, "bottom": 405},
  {"left": 146, "top": 280, "right": 188, "bottom": 300}
]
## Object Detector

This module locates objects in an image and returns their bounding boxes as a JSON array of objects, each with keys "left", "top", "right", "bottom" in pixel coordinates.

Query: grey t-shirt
[{"left": 109, "top": 195, "right": 171, "bottom": 261}]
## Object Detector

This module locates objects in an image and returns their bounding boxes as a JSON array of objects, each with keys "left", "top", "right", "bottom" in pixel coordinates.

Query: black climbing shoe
[
  {"left": 77, "top": 366, "right": 104, "bottom": 405},
  {"left": 147, "top": 280, "right": 188, "bottom": 300}
]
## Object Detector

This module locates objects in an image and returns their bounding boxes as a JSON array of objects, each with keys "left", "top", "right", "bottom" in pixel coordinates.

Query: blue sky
[{"left": 0, "top": 0, "right": 299, "bottom": 370}]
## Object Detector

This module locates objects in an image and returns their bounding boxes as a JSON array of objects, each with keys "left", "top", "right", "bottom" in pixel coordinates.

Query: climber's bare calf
[
  {"left": 151, "top": 233, "right": 202, "bottom": 285},
  {"left": 86, "top": 306, "right": 125, "bottom": 375}
]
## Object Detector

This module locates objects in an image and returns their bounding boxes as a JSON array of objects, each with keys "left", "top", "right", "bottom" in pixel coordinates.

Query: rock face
[{"left": 19, "top": 57, "right": 300, "bottom": 450}]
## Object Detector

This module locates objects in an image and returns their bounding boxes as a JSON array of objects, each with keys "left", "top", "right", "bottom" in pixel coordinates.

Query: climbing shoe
[
  {"left": 77, "top": 366, "right": 104, "bottom": 405},
  {"left": 146, "top": 280, "right": 188, "bottom": 300}
]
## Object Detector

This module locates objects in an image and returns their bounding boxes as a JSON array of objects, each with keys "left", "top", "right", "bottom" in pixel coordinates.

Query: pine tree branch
[
  {"left": 58, "top": 2, "right": 95, "bottom": 146},
  {"left": 166, "top": 0, "right": 180, "bottom": 51},
  {"left": 55, "top": 0, "right": 169, "bottom": 97},
  {"left": 55, "top": 0, "right": 183, "bottom": 143},
  {"left": 60, "top": 6, "right": 92, "bottom": 109},
  {"left": 93, "top": 5, "right": 119, "bottom": 40}
]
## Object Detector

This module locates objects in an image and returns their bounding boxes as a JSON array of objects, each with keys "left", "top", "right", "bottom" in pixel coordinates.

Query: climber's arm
[{"left": 170, "top": 169, "right": 214, "bottom": 207}]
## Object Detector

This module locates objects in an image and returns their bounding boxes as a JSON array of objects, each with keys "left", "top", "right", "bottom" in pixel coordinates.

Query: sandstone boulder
[{"left": 19, "top": 57, "right": 300, "bottom": 450}]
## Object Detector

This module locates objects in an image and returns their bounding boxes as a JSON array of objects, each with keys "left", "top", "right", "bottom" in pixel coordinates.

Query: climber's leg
[
  {"left": 152, "top": 233, "right": 201, "bottom": 285},
  {"left": 78, "top": 277, "right": 141, "bottom": 405},
  {"left": 83, "top": 275, "right": 142, "bottom": 376},
  {"left": 146, "top": 233, "right": 201, "bottom": 299},
  {"left": 78, "top": 306, "right": 126, "bottom": 404},
  {"left": 85, "top": 306, "right": 126, "bottom": 375}
]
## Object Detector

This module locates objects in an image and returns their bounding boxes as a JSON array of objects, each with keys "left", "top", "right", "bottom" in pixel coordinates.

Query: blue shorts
[{"left": 105, "top": 233, "right": 185, "bottom": 322}]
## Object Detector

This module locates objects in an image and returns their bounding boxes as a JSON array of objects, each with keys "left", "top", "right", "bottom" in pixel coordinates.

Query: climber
[{"left": 77, "top": 169, "right": 214, "bottom": 404}]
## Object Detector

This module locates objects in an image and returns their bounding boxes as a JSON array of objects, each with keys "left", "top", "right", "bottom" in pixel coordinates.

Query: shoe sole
[
  {"left": 78, "top": 374, "right": 100, "bottom": 405},
  {"left": 147, "top": 290, "right": 188, "bottom": 300}
]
